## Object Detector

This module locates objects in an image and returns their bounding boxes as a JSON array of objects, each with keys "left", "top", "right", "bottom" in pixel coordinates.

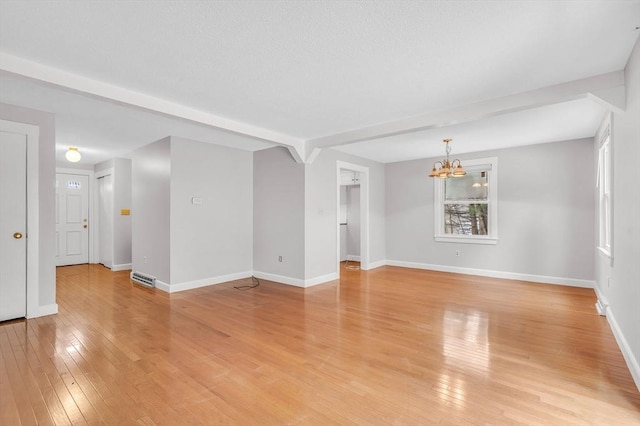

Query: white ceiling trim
[
  {"left": 0, "top": 52, "right": 306, "bottom": 156},
  {"left": 307, "top": 70, "right": 625, "bottom": 151}
]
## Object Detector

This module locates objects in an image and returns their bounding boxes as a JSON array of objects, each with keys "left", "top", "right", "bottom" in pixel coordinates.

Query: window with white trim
[
  {"left": 597, "top": 127, "right": 612, "bottom": 258},
  {"left": 434, "top": 157, "right": 498, "bottom": 244}
]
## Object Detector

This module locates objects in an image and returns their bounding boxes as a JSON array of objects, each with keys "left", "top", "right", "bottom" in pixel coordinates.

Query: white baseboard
[
  {"left": 346, "top": 255, "right": 361, "bottom": 261},
  {"left": 385, "top": 260, "right": 594, "bottom": 288},
  {"left": 111, "top": 263, "right": 132, "bottom": 272},
  {"left": 305, "top": 272, "right": 339, "bottom": 287},
  {"left": 27, "top": 303, "right": 58, "bottom": 319},
  {"left": 154, "top": 280, "right": 170, "bottom": 292},
  {"left": 253, "top": 271, "right": 338, "bottom": 288},
  {"left": 605, "top": 304, "right": 640, "bottom": 392},
  {"left": 253, "top": 271, "right": 305, "bottom": 287},
  {"left": 366, "top": 260, "right": 386, "bottom": 270},
  {"left": 593, "top": 283, "right": 609, "bottom": 316},
  {"left": 154, "top": 271, "right": 253, "bottom": 293}
]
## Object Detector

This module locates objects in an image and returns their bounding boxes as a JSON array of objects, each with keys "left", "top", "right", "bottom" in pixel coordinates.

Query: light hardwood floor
[{"left": 1, "top": 264, "right": 639, "bottom": 425}]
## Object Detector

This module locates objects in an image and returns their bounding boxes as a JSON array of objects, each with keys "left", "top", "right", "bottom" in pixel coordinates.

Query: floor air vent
[{"left": 131, "top": 271, "right": 156, "bottom": 288}]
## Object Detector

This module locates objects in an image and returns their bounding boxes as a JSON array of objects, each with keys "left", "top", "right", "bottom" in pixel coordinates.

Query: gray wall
[
  {"left": 595, "top": 36, "right": 640, "bottom": 387},
  {"left": 386, "top": 138, "right": 595, "bottom": 281},
  {"left": 0, "top": 102, "right": 56, "bottom": 310},
  {"left": 170, "top": 137, "right": 253, "bottom": 284},
  {"left": 306, "top": 148, "right": 386, "bottom": 279},
  {"left": 132, "top": 138, "right": 171, "bottom": 283},
  {"left": 253, "top": 147, "right": 305, "bottom": 280}
]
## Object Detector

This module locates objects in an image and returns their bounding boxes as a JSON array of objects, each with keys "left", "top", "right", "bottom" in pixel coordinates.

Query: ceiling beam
[
  {"left": 0, "top": 52, "right": 306, "bottom": 157},
  {"left": 306, "top": 70, "right": 625, "bottom": 151}
]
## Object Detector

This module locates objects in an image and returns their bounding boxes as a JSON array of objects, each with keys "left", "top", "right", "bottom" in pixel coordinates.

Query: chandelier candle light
[{"left": 428, "top": 139, "right": 466, "bottom": 178}]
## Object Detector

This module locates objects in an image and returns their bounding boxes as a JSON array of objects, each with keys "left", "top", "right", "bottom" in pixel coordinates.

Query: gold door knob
[{"left": 13, "top": 232, "right": 23, "bottom": 239}]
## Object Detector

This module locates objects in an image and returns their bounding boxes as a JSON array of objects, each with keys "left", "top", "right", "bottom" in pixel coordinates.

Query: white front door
[
  {"left": 56, "top": 173, "right": 89, "bottom": 266},
  {"left": 0, "top": 131, "right": 27, "bottom": 321}
]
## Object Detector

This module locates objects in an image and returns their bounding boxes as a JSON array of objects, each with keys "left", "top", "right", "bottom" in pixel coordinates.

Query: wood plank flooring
[{"left": 1, "top": 264, "right": 639, "bottom": 425}]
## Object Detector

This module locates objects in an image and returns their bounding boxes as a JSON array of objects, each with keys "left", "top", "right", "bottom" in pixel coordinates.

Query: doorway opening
[
  {"left": 336, "top": 161, "right": 369, "bottom": 277},
  {"left": 96, "top": 172, "right": 114, "bottom": 269},
  {"left": 340, "top": 171, "right": 361, "bottom": 270}
]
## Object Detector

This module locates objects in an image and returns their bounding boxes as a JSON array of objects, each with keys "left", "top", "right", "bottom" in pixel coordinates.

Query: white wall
[
  {"left": 170, "top": 137, "right": 253, "bottom": 285},
  {"left": 253, "top": 147, "right": 305, "bottom": 280},
  {"left": 0, "top": 102, "right": 56, "bottom": 315},
  {"left": 386, "top": 138, "right": 595, "bottom": 284},
  {"left": 595, "top": 36, "right": 640, "bottom": 389},
  {"left": 132, "top": 137, "right": 171, "bottom": 283}
]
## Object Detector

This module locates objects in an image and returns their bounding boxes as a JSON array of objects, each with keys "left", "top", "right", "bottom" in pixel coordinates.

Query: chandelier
[{"left": 428, "top": 139, "right": 466, "bottom": 178}]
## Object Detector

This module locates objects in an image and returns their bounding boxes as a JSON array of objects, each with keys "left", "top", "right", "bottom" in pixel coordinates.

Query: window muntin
[{"left": 435, "top": 158, "right": 497, "bottom": 244}]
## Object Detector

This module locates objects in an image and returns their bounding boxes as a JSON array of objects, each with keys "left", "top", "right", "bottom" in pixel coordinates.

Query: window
[
  {"left": 434, "top": 157, "right": 498, "bottom": 244},
  {"left": 597, "top": 123, "right": 612, "bottom": 258}
]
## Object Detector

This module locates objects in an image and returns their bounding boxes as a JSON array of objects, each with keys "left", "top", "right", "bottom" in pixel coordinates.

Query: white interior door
[
  {"left": 0, "top": 131, "right": 27, "bottom": 321},
  {"left": 98, "top": 174, "right": 113, "bottom": 268},
  {"left": 56, "top": 173, "right": 89, "bottom": 266}
]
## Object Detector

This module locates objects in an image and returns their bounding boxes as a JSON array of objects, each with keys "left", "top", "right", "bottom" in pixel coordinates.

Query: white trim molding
[
  {"left": 305, "top": 272, "right": 339, "bottom": 287},
  {"left": 253, "top": 271, "right": 305, "bottom": 288},
  {"left": 33, "top": 304, "right": 58, "bottom": 318},
  {"left": 367, "top": 260, "right": 387, "bottom": 270},
  {"left": 111, "top": 263, "right": 132, "bottom": 272},
  {"left": 385, "top": 260, "right": 594, "bottom": 288},
  {"left": 253, "top": 271, "right": 339, "bottom": 288},
  {"left": 604, "top": 304, "right": 640, "bottom": 391},
  {"left": 156, "top": 271, "right": 253, "bottom": 293}
]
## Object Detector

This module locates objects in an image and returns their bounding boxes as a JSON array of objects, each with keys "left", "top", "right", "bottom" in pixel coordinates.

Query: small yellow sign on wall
[{"left": 120, "top": 209, "right": 130, "bottom": 215}]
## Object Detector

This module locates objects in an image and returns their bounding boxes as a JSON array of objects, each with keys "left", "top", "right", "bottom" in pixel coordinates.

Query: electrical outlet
[
  {"left": 278, "top": 256, "right": 283, "bottom": 262},
  {"left": 455, "top": 250, "right": 461, "bottom": 257},
  {"left": 144, "top": 256, "right": 149, "bottom": 264}
]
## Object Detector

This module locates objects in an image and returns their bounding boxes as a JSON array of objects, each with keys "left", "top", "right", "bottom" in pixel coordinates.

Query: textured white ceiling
[{"left": 0, "top": 0, "right": 638, "bottom": 164}]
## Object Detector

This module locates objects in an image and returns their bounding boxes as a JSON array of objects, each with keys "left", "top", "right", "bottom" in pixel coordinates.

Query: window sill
[{"left": 435, "top": 236, "right": 498, "bottom": 245}]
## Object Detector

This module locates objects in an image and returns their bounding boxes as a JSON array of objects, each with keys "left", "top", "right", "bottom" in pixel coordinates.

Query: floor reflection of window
[
  {"left": 442, "top": 309, "right": 490, "bottom": 373},
  {"left": 437, "top": 310, "right": 491, "bottom": 408}
]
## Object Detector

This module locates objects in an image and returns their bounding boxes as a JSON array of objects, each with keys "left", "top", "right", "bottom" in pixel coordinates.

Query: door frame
[
  {"left": 56, "top": 167, "right": 96, "bottom": 263},
  {"left": 336, "top": 161, "right": 370, "bottom": 276},
  {"left": 1, "top": 120, "right": 40, "bottom": 318},
  {"left": 95, "top": 168, "right": 114, "bottom": 268}
]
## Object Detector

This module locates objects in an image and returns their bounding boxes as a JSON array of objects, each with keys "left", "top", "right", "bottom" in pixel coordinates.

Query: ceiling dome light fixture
[
  {"left": 65, "top": 146, "right": 81, "bottom": 163},
  {"left": 428, "top": 139, "right": 466, "bottom": 179}
]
